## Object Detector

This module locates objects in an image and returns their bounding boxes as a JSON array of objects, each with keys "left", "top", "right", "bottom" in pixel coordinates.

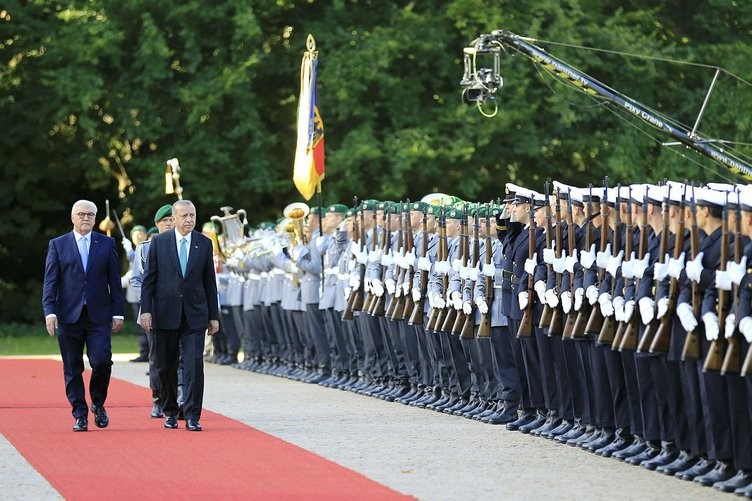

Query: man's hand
[
  {"left": 45, "top": 316, "right": 57, "bottom": 337},
  {"left": 207, "top": 319, "right": 220, "bottom": 336},
  {"left": 112, "top": 317, "right": 124, "bottom": 334},
  {"left": 139, "top": 312, "right": 152, "bottom": 333}
]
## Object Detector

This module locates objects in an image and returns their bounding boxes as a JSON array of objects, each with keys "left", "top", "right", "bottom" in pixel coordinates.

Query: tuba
[{"left": 283, "top": 202, "right": 310, "bottom": 246}]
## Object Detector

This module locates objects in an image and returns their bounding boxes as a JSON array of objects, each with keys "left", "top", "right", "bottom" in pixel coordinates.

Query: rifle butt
[
  {"left": 619, "top": 317, "right": 639, "bottom": 352},
  {"left": 441, "top": 307, "right": 457, "bottom": 333},
  {"left": 681, "top": 329, "right": 700, "bottom": 361},
  {"left": 596, "top": 315, "right": 615, "bottom": 345},
  {"left": 703, "top": 339, "right": 726, "bottom": 372},
  {"left": 570, "top": 306, "right": 590, "bottom": 340},
  {"left": 371, "top": 296, "right": 386, "bottom": 317},
  {"left": 426, "top": 307, "right": 441, "bottom": 332},
  {"left": 649, "top": 318, "right": 671, "bottom": 354},
  {"left": 741, "top": 344, "right": 752, "bottom": 377},
  {"left": 548, "top": 306, "right": 563, "bottom": 336},
  {"left": 459, "top": 314, "right": 474, "bottom": 339},
  {"left": 477, "top": 316, "right": 492, "bottom": 338},
  {"left": 451, "top": 310, "right": 466, "bottom": 335},
  {"left": 401, "top": 296, "right": 414, "bottom": 321},
  {"left": 385, "top": 295, "right": 398, "bottom": 318},
  {"left": 517, "top": 310, "right": 533, "bottom": 338},
  {"left": 721, "top": 337, "right": 741, "bottom": 375},
  {"left": 538, "top": 304, "right": 553, "bottom": 328},
  {"left": 351, "top": 290, "right": 364, "bottom": 312},
  {"left": 584, "top": 306, "right": 603, "bottom": 337},
  {"left": 562, "top": 313, "right": 577, "bottom": 340},
  {"left": 637, "top": 319, "right": 658, "bottom": 353},
  {"left": 408, "top": 302, "right": 424, "bottom": 325},
  {"left": 610, "top": 321, "right": 626, "bottom": 351}
]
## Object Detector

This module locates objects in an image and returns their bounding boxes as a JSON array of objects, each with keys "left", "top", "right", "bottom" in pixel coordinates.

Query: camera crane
[{"left": 460, "top": 29, "right": 752, "bottom": 182}]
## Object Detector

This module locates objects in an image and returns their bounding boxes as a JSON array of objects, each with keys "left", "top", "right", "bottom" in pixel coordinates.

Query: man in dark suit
[
  {"left": 139, "top": 200, "right": 220, "bottom": 431},
  {"left": 43, "top": 199, "right": 124, "bottom": 432}
]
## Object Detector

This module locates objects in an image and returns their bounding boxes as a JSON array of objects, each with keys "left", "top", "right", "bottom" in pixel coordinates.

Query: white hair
[{"left": 71, "top": 200, "right": 97, "bottom": 215}]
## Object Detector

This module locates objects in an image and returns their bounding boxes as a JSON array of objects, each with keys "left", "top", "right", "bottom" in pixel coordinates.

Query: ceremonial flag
[{"left": 293, "top": 35, "right": 325, "bottom": 201}]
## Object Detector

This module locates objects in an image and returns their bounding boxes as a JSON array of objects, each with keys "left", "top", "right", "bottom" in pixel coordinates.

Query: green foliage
[{"left": 2, "top": 0, "right": 751, "bottom": 321}]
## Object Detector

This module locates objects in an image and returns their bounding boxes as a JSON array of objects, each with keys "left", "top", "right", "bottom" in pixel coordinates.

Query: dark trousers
[
  {"left": 155, "top": 318, "right": 205, "bottom": 422},
  {"left": 57, "top": 306, "right": 113, "bottom": 418},
  {"left": 490, "top": 325, "right": 521, "bottom": 407}
]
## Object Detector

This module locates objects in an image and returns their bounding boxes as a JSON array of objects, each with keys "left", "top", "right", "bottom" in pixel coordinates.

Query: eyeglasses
[{"left": 75, "top": 212, "right": 96, "bottom": 219}]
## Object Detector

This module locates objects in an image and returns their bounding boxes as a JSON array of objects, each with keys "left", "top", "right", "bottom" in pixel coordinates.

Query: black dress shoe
[
  {"left": 676, "top": 457, "right": 714, "bottom": 481},
  {"left": 91, "top": 404, "right": 109, "bottom": 428},
  {"left": 641, "top": 442, "right": 678, "bottom": 470},
  {"left": 518, "top": 411, "right": 547, "bottom": 434},
  {"left": 186, "top": 419, "right": 202, "bottom": 432},
  {"left": 567, "top": 426, "right": 596, "bottom": 446},
  {"left": 546, "top": 419, "right": 573, "bottom": 439},
  {"left": 164, "top": 415, "right": 178, "bottom": 429},
  {"left": 73, "top": 417, "right": 88, "bottom": 432},
  {"left": 130, "top": 354, "right": 149, "bottom": 362},
  {"left": 485, "top": 406, "right": 519, "bottom": 425},
  {"left": 585, "top": 429, "right": 615, "bottom": 452},
  {"left": 555, "top": 422, "right": 586, "bottom": 444},
  {"left": 150, "top": 403, "right": 164, "bottom": 418},
  {"left": 625, "top": 444, "right": 660, "bottom": 465},
  {"left": 714, "top": 469, "right": 752, "bottom": 492},
  {"left": 595, "top": 429, "right": 630, "bottom": 457},
  {"left": 506, "top": 410, "right": 536, "bottom": 431},
  {"left": 612, "top": 437, "right": 649, "bottom": 461},
  {"left": 656, "top": 450, "right": 697, "bottom": 476},
  {"left": 694, "top": 460, "right": 735, "bottom": 486}
]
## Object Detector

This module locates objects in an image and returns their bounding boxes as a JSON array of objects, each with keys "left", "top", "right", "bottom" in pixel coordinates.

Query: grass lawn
[{"left": 0, "top": 323, "right": 143, "bottom": 356}]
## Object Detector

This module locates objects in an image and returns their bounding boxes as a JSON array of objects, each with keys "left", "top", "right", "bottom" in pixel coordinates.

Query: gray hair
[
  {"left": 172, "top": 199, "right": 195, "bottom": 212},
  {"left": 71, "top": 200, "right": 97, "bottom": 215}
]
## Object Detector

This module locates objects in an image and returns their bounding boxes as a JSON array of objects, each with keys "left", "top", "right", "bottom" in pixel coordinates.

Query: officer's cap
[
  {"left": 503, "top": 183, "right": 522, "bottom": 203},
  {"left": 327, "top": 204, "right": 348, "bottom": 214},
  {"left": 153, "top": 204, "right": 173, "bottom": 223},
  {"left": 694, "top": 187, "right": 727, "bottom": 209},
  {"left": 146, "top": 226, "right": 158, "bottom": 237},
  {"left": 130, "top": 225, "right": 147, "bottom": 236},
  {"left": 361, "top": 199, "right": 379, "bottom": 211}
]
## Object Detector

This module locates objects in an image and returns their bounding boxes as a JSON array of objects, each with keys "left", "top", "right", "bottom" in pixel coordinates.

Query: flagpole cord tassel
[{"left": 306, "top": 34, "right": 317, "bottom": 55}]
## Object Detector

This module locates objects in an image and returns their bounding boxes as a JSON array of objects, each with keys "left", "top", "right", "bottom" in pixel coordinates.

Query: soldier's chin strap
[{"left": 584, "top": 212, "right": 601, "bottom": 224}]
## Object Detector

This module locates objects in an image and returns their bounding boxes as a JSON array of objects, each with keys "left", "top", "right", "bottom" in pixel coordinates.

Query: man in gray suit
[{"left": 140, "top": 200, "right": 220, "bottom": 431}]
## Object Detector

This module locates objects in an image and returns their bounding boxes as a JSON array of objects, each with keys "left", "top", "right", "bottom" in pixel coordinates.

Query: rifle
[
  {"left": 476, "top": 204, "right": 493, "bottom": 338},
  {"left": 387, "top": 202, "right": 405, "bottom": 319},
  {"left": 571, "top": 184, "right": 595, "bottom": 340},
  {"left": 427, "top": 206, "right": 447, "bottom": 332},
  {"left": 650, "top": 187, "right": 686, "bottom": 354},
  {"left": 397, "top": 200, "right": 416, "bottom": 321},
  {"left": 704, "top": 193, "right": 730, "bottom": 371},
  {"left": 611, "top": 186, "right": 632, "bottom": 349},
  {"left": 638, "top": 185, "right": 671, "bottom": 353},
  {"left": 361, "top": 206, "right": 380, "bottom": 313},
  {"left": 444, "top": 206, "right": 468, "bottom": 334},
  {"left": 370, "top": 204, "right": 391, "bottom": 317},
  {"left": 681, "top": 185, "right": 702, "bottom": 360},
  {"left": 620, "top": 188, "right": 649, "bottom": 351},
  {"left": 585, "top": 179, "right": 609, "bottom": 336},
  {"left": 562, "top": 189, "right": 578, "bottom": 340},
  {"left": 598, "top": 183, "right": 622, "bottom": 345},
  {"left": 548, "top": 188, "right": 564, "bottom": 336},
  {"left": 539, "top": 182, "right": 554, "bottom": 329},
  {"left": 517, "top": 197, "right": 536, "bottom": 338},
  {"left": 408, "top": 206, "right": 429, "bottom": 325},
  {"left": 459, "top": 205, "right": 479, "bottom": 339},
  {"left": 342, "top": 196, "right": 363, "bottom": 320},
  {"left": 721, "top": 194, "right": 743, "bottom": 374}
]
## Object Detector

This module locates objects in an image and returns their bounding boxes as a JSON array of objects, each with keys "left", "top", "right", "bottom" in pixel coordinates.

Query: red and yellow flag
[{"left": 293, "top": 35, "right": 325, "bottom": 201}]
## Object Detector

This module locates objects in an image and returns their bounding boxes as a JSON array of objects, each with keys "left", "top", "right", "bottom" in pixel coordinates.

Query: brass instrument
[
  {"left": 211, "top": 206, "right": 247, "bottom": 260},
  {"left": 165, "top": 158, "right": 184, "bottom": 200},
  {"left": 284, "top": 202, "right": 310, "bottom": 246}
]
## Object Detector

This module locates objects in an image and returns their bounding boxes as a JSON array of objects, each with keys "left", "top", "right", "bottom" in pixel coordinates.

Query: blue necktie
[
  {"left": 179, "top": 237, "right": 188, "bottom": 277},
  {"left": 79, "top": 236, "right": 89, "bottom": 272}
]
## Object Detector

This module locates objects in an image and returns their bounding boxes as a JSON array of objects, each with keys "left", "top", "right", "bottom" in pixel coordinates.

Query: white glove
[
  {"left": 348, "top": 257, "right": 357, "bottom": 271},
  {"left": 586, "top": 285, "right": 599, "bottom": 305},
  {"left": 462, "top": 301, "right": 472, "bottom": 315},
  {"left": 606, "top": 250, "right": 624, "bottom": 277},
  {"left": 666, "top": 252, "right": 686, "bottom": 279},
  {"left": 724, "top": 313, "right": 736, "bottom": 339},
  {"left": 676, "top": 302, "right": 697, "bottom": 332},
  {"left": 685, "top": 252, "right": 704, "bottom": 283},
  {"left": 656, "top": 297, "right": 669, "bottom": 319},
  {"left": 545, "top": 288, "right": 559, "bottom": 308},
  {"left": 468, "top": 265, "right": 479, "bottom": 282},
  {"left": 418, "top": 256, "right": 432, "bottom": 272},
  {"left": 482, "top": 262, "right": 496, "bottom": 278},
  {"left": 740, "top": 316, "right": 752, "bottom": 343},
  {"left": 385, "top": 278, "right": 396, "bottom": 295},
  {"left": 580, "top": 244, "right": 597, "bottom": 270},
  {"left": 623, "top": 300, "right": 635, "bottom": 322},
  {"left": 639, "top": 297, "right": 655, "bottom": 325},
  {"left": 450, "top": 291, "right": 463, "bottom": 310},
  {"left": 518, "top": 291, "right": 529, "bottom": 310},
  {"left": 599, "top": 293, "right": 614, "bottom": 317},
  {"left": 380, "top": 251, "right": 393, "bottom": 267},
  {"left": 459, "top": 266, "right": 470, "bottom": 280},
  {"left": 393, "top": 283, "right": 403, "bottom": 298},
  {"left": 401, "top": 248, "right": 415, "bottom": 270},
  {"left": 612, "top": 296, "right": 625, "bottom": 322},
  {"left": 543, "top": 242, "right": 556, "bottom": 265},
  {"left": 621, "top": 252, "right": 636, "bottom": 279},
  {"left": 368, "top": 248, "right": 383, "bottom": 263},
  {"left": 534, "top": 280, "right": 547, "bottom": 304},
  {"left": 356, "top": 249, "right": 368, "bottom": 264},
  {"left": 561, "top": 291, "right": 572, "bottom": 314},
  {"left": 434, "top": 260, "right": 451, "bottom": 275},
  {"left": 122, "top": 237, "right": 133, "bottom": 253},
  {"left": 703, "top": 312, "right": 719, "bottom": 341},
  {"left": 451, "top": 258, "right": 463, "bottom": 273},
  {"left": 715, "top": 269, "right": 733, "bottom": 291},
  {"left": 632, "top": 252, "right": 650, "bottom": 279},
  {"left": 553, "top": 250, "right": 567, "bottom": 274},
  {"left": 654, "top": 254, "right": 670, "bottom": 282},
  {"left": 524, "top": 253, "right": 538, "bottom": 275},
  {"left": 348, "top": 274, "right": 361, "bottom": 290},
  {"left": 565, "top": 251, "right": 577, "bottom": 274},
  {"left": 412, "top": 288, "right": 422, "bottom": 303},
  {"left": 574, "top": 288, "right": 584, "bottom": 311},
  {"left": 370, "top": 279, "right": 385, "bottom": 297},
  {"left": 433, "top": 294, "right": 446, "bottom": 309},
  {"left": 315, "top": 235, "right": 325, "bottom": 251},
  {"left": 474, "top": 295, "right": 489, "bottom": 314},
  {"left": 351, "top": 240, "right": 361, "bottom": 257},
  {"left": 402, "top": 281, "right": 410, "bottom": 296},
  {"left": 596, "top": 243, "right": 612, "bottom": 269},
  {"left": 727, "top": 256, "right": 748, "bottom": 286}
]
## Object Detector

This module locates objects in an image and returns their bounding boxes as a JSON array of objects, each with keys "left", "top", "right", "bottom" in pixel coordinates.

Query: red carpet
[{"left": 0, "top": 359, "right": 411, "bottom": 500}]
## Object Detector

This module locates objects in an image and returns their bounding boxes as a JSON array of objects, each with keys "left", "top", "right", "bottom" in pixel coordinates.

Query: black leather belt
[{"left": 501, "top": 270, "right": 518, "bottom": 284}]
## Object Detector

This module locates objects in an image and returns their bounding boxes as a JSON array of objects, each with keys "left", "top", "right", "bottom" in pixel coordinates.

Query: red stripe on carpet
[{"left": 0, "top": 359, "right": 412, "bottom": 500}]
